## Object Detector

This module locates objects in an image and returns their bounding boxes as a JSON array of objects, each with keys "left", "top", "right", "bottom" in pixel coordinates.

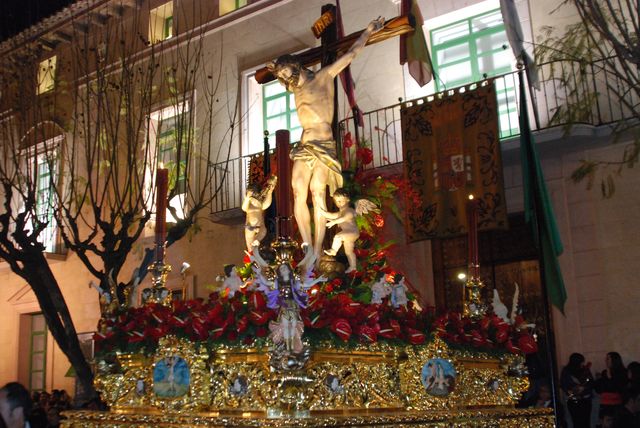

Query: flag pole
[{"left": 517, "top": 62, "right": 562, "bottom": 424}]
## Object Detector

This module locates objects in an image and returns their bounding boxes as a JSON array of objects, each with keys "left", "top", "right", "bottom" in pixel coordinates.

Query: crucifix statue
[
  {"left": 256, "top": 8, "right": 414, "bottom": 261},
  {"left": 265, "top": 16, "right": 384, "bottom": 259}
]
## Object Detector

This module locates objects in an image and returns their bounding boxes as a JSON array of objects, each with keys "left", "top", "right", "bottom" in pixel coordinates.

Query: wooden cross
[
  {"left": 254, "top": 6, "right": 415, "bottom": 144},
  {"left": 255, "top": 13, "right": 414, "bottom": 85}
]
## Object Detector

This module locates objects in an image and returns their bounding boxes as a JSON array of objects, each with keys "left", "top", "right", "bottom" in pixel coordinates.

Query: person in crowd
[
  {"left": 601, "top": 409, "right": 616, "bottom": 428},
  {"left": 561, "top": 352, "right": 594, "bottom": 428},
  {"left": 595, "top": 352, "right": 628, "bottom": 423},
  {"left": 627, "top": 361, "right": 640, "bottom": 391},
  {"left": 613, "top": 387, "right": 640, "bottom": 428},
  {"left": 533, "top": 383, "right": 554, "bottom": 408},
  {"left": 0, "top": 382, "right": 32, "bottom": 428}
]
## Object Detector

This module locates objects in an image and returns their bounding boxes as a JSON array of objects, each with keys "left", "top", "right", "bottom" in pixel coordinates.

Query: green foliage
[{"left": 535, "top": 1, "right": 640, "bottom": 198}]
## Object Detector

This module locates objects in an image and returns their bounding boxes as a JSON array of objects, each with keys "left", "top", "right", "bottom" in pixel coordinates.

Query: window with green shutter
[
  {"left": 431, "top": 9, "right": 518, "bottom": 137},
  {"left": 157, "top": 113, "right": 187, "bottom": 194},
  {"left": 262, "top": 80, "right": 302, "bottom": 147},
  {"left": 29, "top": 313, "right": 47, "bottom": 392}
]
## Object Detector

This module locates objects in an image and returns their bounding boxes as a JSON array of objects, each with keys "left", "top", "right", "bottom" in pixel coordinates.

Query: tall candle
[
  {"left": 275, "top": 130, "right": 292, "bottom": 237},
  {"left": 466, "top": 194, "right": 479, "bottom": 278},
  {"left": 155, "top": 167, "right": 169, "bottom": 261}
]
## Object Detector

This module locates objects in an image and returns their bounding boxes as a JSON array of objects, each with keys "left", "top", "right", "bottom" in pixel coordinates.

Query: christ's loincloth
[{"left": 290, "top": 140, "right": 343, "bottom": 195}]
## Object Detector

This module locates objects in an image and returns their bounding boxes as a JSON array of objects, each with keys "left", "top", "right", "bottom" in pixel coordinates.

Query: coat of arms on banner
[{"left": 401, "top": 82, "right": 508, "bottom": 241}]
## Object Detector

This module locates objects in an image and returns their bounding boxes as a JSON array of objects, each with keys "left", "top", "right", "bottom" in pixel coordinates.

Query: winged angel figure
[
  {"left": 319, "top": 188, "right": 380, "bottom": 272},
  {"left": 248, "top": 244, "right": 325, "bottom": 353}
]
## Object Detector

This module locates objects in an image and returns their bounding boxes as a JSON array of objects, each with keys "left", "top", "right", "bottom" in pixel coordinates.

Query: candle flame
[
  {"left": 468, "top": 194, "right": 474, "bottom": 200},
  {"left": 158, "top": 162, "right": 164, "bottom": 169}
]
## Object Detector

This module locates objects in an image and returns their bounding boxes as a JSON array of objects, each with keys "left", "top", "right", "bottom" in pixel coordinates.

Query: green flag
[
  {"left": 400, "top": 0, "right": 433, "bottom": 87},
  {"left": 518, "top": 70, "right": 567, "bottom": 313}
]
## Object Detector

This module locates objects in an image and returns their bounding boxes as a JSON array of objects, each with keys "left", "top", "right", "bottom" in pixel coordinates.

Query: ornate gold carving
[
  {"left": 61, "top": 407, "right": 554, "bottom": 427},
  {"left": 91, "top": 339, "right": 542, "bottom": 426}
]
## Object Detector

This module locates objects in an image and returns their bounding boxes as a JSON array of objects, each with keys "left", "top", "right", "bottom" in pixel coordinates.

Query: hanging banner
[{"left": 401, "top": 82, "right": 508, "bottom": 241}]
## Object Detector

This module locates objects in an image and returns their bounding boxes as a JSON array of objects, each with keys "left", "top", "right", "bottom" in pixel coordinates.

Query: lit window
[
  {"left": 243, "top": 69, "right": 302, "bottom": 155},
  {"left": 37, "top": 56, "right": 56, "bottom": 95},
  {"left": 262, "top": 80, "right": 302, "bottom": 148},
  {"left": 27, "top": 136, "right": 62, "bottom": 253},
  {"left": 219, "top": 0, "right": 247, "bottom": 16},
  {"left": 149, "top": 2, "right": 174, "bottom": 44},
  {"left": 148, "top": 100, "right": 191, "bottom": 221},
  {"left": 430, "top": 9, "right": 518, "bottom": 137}
]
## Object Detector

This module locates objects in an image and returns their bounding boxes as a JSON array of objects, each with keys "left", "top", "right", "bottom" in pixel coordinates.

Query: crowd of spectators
[
  {"left": 0, "top": 383, "right": 98, "bottom": 428},
  {"left": 558, "top": 352, "right": 640, "bottom": 428}
]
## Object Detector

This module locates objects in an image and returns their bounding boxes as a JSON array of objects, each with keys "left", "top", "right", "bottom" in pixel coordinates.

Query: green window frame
[
  {"left": 262, "top": 80, "right": 302, "bottom": 147},
  {"left": 430, "top": 9, "right": 519, "bottom": 138},
  {"left": 157, "top": 113, "right": 188, "bottom": 194},
  {"left": 219, "top": 0, "right": 248, "bottom": 16},
  {"left": 34, "top": 151, "right": 58, "bottom": 253},
  {"left": 29, "top": 313, "right": 48, "bottom": 392},
  {"left": 164, "top": 15, "right": 174, "bottom": 39}
]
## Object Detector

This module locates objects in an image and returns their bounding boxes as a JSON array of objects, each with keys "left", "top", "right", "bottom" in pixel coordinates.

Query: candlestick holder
[
  {"left": 271, "top": 234, "right": 297, "bottom": 264},
  {"left": 463, "top": 270, "right": 487, "bottom": 320},
  {"left": 141, "top": 260, "right": 172, "bottom": 306}
]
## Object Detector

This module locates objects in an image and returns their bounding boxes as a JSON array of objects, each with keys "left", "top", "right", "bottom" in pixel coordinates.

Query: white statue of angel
[
  {"left": 390, "top": 276, "right": 409, "bottom": 308},
  {"left": 217, "top": 264, "right": 244, "bottom": 297},
  {"left": 370, "top": 277, "right": 391, "bottom": 304},
  {"left": 319, "top": 188, "right": 379, "bottom": 273},
  {"left": 242, "top": 175, "right": 277, "bottom": 252}
]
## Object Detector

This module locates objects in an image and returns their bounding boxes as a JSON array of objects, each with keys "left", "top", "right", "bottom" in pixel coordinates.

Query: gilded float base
[{"left": 62, "top": 407, "right": 554, "bottom": 427}]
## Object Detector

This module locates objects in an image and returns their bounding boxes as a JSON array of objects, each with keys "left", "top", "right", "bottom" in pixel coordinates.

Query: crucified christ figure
[{"left": 266, "top": 16, "right": 385, "bottom": 259}]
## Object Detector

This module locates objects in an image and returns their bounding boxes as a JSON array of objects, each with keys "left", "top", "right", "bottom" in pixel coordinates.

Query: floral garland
[{"left": 94, "top": 163, "right": 537, "bottom": 359}]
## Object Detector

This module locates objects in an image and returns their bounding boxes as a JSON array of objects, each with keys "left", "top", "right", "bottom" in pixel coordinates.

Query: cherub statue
[
  {"left": 319, "top": 188, "right": 379, "bottom": 273},
  {"left": 242, "top": 175, "right": 277, "bottom": 252},
  {"left": 370, "top": 276, "right": 392, "bottom": 304},
  {"left": 217, "top": 264, "right": 244, "bottom": 298},
  {"left": 390, "top": 275, "right": 409, "bottom": 308}
]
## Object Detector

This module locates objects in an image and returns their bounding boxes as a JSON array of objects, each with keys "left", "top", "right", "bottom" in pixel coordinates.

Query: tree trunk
[{"left": 22, "top": 254, "right": 96, "bottom": 400}]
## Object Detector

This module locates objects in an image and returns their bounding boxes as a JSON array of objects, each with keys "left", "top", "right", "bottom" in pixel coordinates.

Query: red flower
[
  {"left": 505, "top": 340, "right": 520, "bottom": 354},
  {"left": 354, "top": 248, "right": 370, "bottom": 258},
  {"left": 372, "top": 213, "right": 385, "bottom": 228},
  {"left": 356, "top": 147, "right": 373, "bottom": 165},
  {"left": 249, "top": 292, "right": 266, "bottom": 310},
  {"left": 343, "top": 132, "right": 354, "bottom": 149},
  {"left": 249, "top": 309, "right": 271, "bottom": 325},
  {"left": 479, "top": 316, "right": 491, "bottom": 331},
  {"left": 330, "top": 318, "right": 352, "bottom": 341},
  {"left": 255, "top": 326, "right": 268, "bottom": 337},
  {"left": 495, "top": 325, "right": 510, "bottom": 343},
  {"left": 405, "top": 328, "right": 426, "bottom": 345},
  {"left": 357, "top": 325, "right": 378, "bottom": 343},
  {"left": 518, "top": 335, "right": 538, "bottom": 354},
  {"left": 378, "top": 321, "right": 399, "bottom": 339},
  {"left": 237, "top": 315, "right": 249, "bottom": 333}
]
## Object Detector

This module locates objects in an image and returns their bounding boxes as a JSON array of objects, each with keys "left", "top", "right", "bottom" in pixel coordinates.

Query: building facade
[{"left": 0, "top": 0, "right": 638, "bottom": 395}]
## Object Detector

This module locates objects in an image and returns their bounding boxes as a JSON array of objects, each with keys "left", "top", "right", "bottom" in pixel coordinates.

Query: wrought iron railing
[{"left": 209, "top": 58, "right": 634, "bottom": 215}]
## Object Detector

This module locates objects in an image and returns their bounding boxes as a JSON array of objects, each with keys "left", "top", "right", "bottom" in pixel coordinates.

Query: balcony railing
[{"left": 210, "top": 57, "right": 634, "bottom": 216}]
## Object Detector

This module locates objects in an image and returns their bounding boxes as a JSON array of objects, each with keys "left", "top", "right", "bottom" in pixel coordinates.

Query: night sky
[{"left": 0, "top": 0, "right": 75, "bottom": 43}]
